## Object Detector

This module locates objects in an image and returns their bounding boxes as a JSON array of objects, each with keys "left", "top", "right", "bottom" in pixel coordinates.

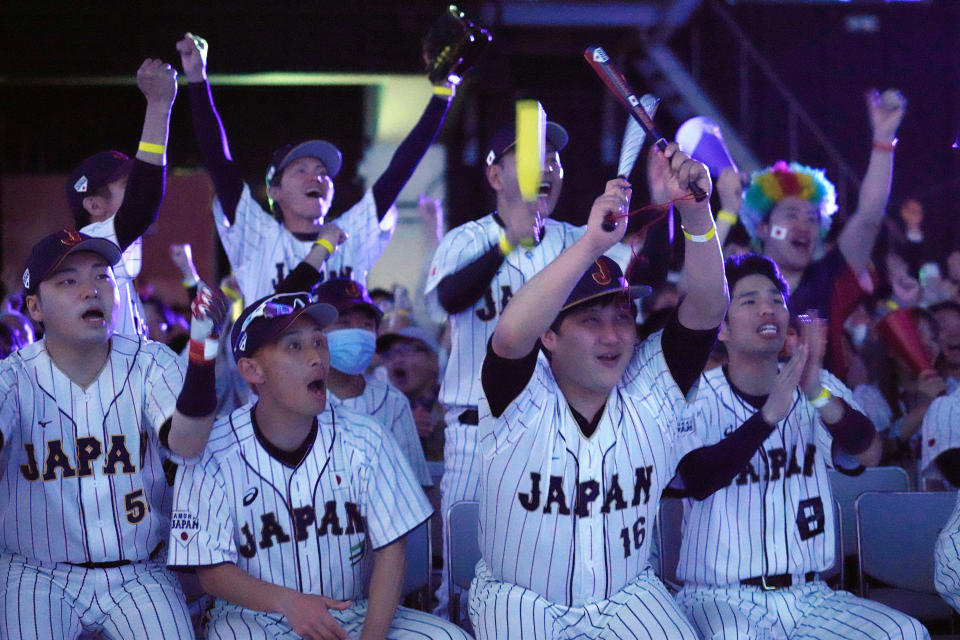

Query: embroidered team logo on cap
[
  {"left": 61, "top": 229, "right": 84, "bottom": 246},
  {"left": 22, "top": 269, "right": 30, "bottom": 290},
  {"left": 592, "top": 259, "right": 612, "bottom": 285},
  {"left": 74, "top": 176, "right": 89, "bottom": 193},
  {"left": 265, "top": 165, "right": 276, "bottom": 184},
  {"left": 486, "top": 150, "right": 496, "bottom": 166}
]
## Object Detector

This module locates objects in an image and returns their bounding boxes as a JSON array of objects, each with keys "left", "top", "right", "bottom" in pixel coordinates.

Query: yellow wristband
[
  {"left": 138, "top": 141, "right": 165, "bottom": 154},
  {"left": 315, "top": 238, "right": 336, "bottom": 255},
  {"left": 681, "top": 225, "right": 717, "bottom": 243},
  {"left": 717, "top": 209, "right": 738, "bottom": 225},
  {"left": 433, "top": 84, "right": 455, "bottom": 97},
  {"left": 811, "top": 387, "right": 832, "bottom": 408},
  {"left": 498, "top": 232, "right": 515, "bottom": 256}
]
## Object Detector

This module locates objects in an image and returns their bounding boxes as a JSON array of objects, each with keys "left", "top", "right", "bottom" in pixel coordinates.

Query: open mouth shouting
[
  {"left": 757, "top": 323, "right": 780, "bottom": 339},
  {"left": 81, "top": 307, "right": 107, "bottom": 326},
  {"left": 307, "top": 376, "right": 326, "bottom": 399}
]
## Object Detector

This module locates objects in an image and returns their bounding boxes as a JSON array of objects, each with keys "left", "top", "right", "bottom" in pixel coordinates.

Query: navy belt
[{"left": 740, "top": 571, "right": 816, "bottom": 590}]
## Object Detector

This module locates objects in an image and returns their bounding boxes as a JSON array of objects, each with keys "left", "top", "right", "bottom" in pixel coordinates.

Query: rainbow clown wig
[{"left": 740, "top": 161, "right": 838, "bottom": 242}]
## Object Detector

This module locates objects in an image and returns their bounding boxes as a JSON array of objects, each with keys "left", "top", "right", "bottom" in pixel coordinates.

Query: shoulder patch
[{"left": 171, "top": 510, "right": 201, "bottom": 547}]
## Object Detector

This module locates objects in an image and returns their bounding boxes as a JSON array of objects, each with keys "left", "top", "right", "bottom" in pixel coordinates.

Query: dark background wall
[{"left": 2, "top": 0, "right": 958, "bottom": 273}]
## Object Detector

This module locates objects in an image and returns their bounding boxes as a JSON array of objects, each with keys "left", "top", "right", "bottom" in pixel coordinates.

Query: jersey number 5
[{"left": 125, "top": 488, "right": 150, "bottom": 525}]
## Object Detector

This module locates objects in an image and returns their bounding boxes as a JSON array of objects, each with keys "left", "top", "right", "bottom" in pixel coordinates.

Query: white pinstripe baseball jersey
[
  {"left": 675, "top": 368, "right": 861, "bottom": 585},
  {"left": 0, "top": 336, "right": 183, "bottom": 564},
  {"left": 168, "top": 401, "right": 431, "bottom": 600},
  {"left": 936, "top": 491, "right": 960, "bottom": 613},
  {"left": 476, "top": 331, "right": 702, "bottom": 606},
  {"left": 426, "top": 215, "right": 587, "bottom": 409},
  {"left": 214, "top": 184, "right": 395, "bottom": 302},
  {"left": 329, "top": 377, "right": 432, "bottom": 486},
  {"left": 81, "top": 217, "right": 146, "bottom": 338},
  {"left": 921, "top": 386, "right": 960, "bottom": 488}
]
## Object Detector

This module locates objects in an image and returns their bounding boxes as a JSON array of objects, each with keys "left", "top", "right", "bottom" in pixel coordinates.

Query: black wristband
[{"left": 176, "top": 359, "right": 217, "bottom": 418}]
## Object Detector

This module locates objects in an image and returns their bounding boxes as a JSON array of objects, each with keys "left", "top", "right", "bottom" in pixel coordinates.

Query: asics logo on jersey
[
  {"left": 733, "top": 443, "right": 816, "bottom": 487},
  {"left": 243, "top": 487, "right": 259, "bottom": 506},
  {"left": 20, "top": 435, "right": 137, "bottom": 482},
  {"left": 237, "top": 500, "right": 366, "bottom": 559},
  {"left": 517, "top": 466, "right": 654, "bottom": 517}
]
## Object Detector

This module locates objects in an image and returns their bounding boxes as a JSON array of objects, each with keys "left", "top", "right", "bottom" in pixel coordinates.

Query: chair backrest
[
  {"left": 856, "top": 491, "right": 957, "bottom": 593},
  {"left": 655, "top": 497, "right": 684, "bottom": 590},
  {"left": 829, "top": 466, "right": 910, "bottom": 563},
  {"left": 447, "top": 500, "right": 481, "bottom": 591},
  {"left": 403, "top": 518, "right": 431, "bottom": 597}
]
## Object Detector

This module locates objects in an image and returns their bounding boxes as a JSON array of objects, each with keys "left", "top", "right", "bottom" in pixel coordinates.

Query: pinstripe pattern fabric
[
  {"left": 935, "top": 491, "right": 960, "bottom": 613},
  {"left": 167, "top": 401, "right": 431, "bottom": 601},
  {"left": 469, "top": 561, "right": 699, "bottom": 640},
  {"left": 82, "top": 217, "right": 147, "bottom": 338},
  {"left": 329, "top": 377, "right": 432, "bottom": 486},
  {"left": 676, "top": 369, "right": 862, "bottom": 586},
  {"left": 676, "top": 367, "right": 929, "bottom": 639},
  {"left": 921, "top": 387, "right": 960, "bottom": 488},
  {"left": 0, "top": 550, "right": 193, "bottom": 639},
  {"left": 424, "top": 214, "right": 588, "bottom": 409},
  {"left": 476, "top": 331, "right": 702, "bottom": 607},
  {"left": 677, "top": 580, "right": 929, "bottom": 640},
  {"left": 0, "top": 336, "right": 183, "bottom": 564},
  {"left": 203, "top": 599, "right": 470, "bottom": 639},
  {"left": 214, "top": 184, "right": 394, "bottom": 301}
]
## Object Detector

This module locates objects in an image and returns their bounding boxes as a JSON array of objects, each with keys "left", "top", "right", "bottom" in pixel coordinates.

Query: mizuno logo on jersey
[
  {"left": 20, "top": 435, "right": 137, "bottom": 482},
  {"left": 517, "top": 466, "right": 654, "bottom": 517},
  {"left": 237, "top": 500, "right": 365, "bottom": 559},
  {"left": 733, "top": 443, "right": 816, "bottom": 487}
]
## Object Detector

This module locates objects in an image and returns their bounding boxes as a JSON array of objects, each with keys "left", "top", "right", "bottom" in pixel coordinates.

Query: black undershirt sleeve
[
  {"left": 436, "top": 245, "right": 505, "bottom": 314},
  {"left": 823, "top": 398, "right": 876, "bottom": 455},
  {"left": 113, "top": 160, "right": 164, "bottom": 251},
  {"left": 188, "top": 81, "right": 244, "bottom": 223},
  {"left": 675, "top": 411, "right": 774, "bottom": 500},
  {"left": 371, "top": 96, "right": 450, "bottom": 220},
  {"left": 661, "top": 310, "right": 719, "bottom": 398},
  {"left": 481, "top": 337, "right": 539, "bottom": 418},
  {"left": 936, "top": 448, "right": 960, "bottom": 487},
  {"left": 274, "top": 262, "right": 323, "bottom": 295}
]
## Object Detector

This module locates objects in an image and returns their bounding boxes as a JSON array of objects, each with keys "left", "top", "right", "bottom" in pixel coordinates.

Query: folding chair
[
  {"left": 403, "top": 518, "right": 432, "bottom": 611},
  {"left": 856, "top": 491, "right": 958, "bottom": 629},
  {"left": 445, "top": 500, "right": 481, "bottom": 627},
  {"left": 829, "top": 466, "right": 909, "bottom": 589}
]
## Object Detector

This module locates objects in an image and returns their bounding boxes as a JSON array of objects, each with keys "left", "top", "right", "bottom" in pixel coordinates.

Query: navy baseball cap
[
  {"left": 312, "top": 279, "right": 383, "bottom": 323},
  {"left": 232, "top": 292, "right": 338, "bottom": 359},
  {"left": 22, "top": 229, "right": 122, "bottom": 296},
  {"left": 66, "top": 150, "right": 133, "bottom": 215},
  {"left": 266, "top": 140, "right": 343, "bottom": 186},
  {"left": 560, "top": 255, "right": 651, "bottom": 313},
  {"left": 484, "top": 119, "right": 569, "bottom": 167}
]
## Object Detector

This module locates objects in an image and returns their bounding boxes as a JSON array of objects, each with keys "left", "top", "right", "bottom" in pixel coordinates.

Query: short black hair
[{"left": 724, "top": 253, "right": 790, "bottom": 302}]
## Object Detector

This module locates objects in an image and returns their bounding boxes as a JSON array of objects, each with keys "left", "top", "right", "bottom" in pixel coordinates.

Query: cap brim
[
  {"left": 70, "top": 237, "right": 123, "bottom": 267},
  {"left": 295, "top": 302, "right": 339, "bottom": 332},
  {"left": 559, "top": 284, "right": 652, "bottom": 313},
  {"left": 279, "top": 141, "right": 343, "bottom": 179}
]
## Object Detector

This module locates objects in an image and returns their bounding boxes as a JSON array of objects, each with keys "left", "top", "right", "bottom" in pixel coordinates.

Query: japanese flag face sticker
[{"left": 770, "top": 225, "right": 789, "bottom": 240}]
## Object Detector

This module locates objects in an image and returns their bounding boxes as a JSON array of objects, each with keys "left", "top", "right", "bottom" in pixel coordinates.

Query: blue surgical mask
[{"left": 327, "top": 328, "right": 377, "bottom": 375}]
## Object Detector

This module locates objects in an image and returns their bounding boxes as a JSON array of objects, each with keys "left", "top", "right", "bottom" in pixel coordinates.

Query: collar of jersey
[
  {"left": 250, "top": 403, "right": 319, "bottom": 468},
  {"left": 492, "top": 212, "right": 546, "bottom": 247}
]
